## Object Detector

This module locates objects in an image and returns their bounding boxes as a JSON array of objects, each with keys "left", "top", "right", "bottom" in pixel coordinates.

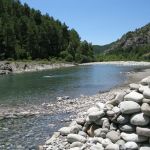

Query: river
[{"left": 0, "top": 64, "right": 146, "bottom": 149}]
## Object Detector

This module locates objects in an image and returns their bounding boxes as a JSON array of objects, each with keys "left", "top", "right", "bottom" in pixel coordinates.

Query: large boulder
[
  {"left": 124, "top": 141, "right": 138, "bottom": 150},
  {"left": 105, "top": 143, "right": 119, "bottom": 150},
  {"left": 130, "top": 83, "right": 140, "bottom": 90},
  {"left": 140, "top": 76, "right": 150, "bottom": 85},
  {"left": 88, "top": 110, "right": 105, "bottom": 122},
  {"left": 119, "top": 124, "right": 135, "bottom": 132},
  {"left": 124, "top": 91, "right": 143, "bottom": 103},
  {"left": 59, "top": 127, "right": 71, "bottom": 136},
  {"left": 119, "top": 101, "right": 141, "bottom": 114},
  {"left": 130, "top": 113, "right": 150, "bottom": 126}
]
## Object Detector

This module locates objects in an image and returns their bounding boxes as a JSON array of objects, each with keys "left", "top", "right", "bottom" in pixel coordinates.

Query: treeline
[{"left": 0, "top": 0, "right": 94, "bottom": 63}]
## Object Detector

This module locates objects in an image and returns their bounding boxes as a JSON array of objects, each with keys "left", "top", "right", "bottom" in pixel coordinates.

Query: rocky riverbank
[
  {"left": 41, "top": 75, "right": 150, "bottom": 150},
  {"left": 0, "top": 61, "right": 75, "bottom": 75}
]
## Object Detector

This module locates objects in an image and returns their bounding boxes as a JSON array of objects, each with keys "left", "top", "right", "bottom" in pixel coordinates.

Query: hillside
[
  {"left": 96, "top": 23, "right": 150, "bottom": 61},
  {"left": 0, "top": 0, "right": 94, "bottom": 63}
]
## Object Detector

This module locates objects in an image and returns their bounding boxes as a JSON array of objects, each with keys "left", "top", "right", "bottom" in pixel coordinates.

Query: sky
[{"left": 20, "top": 0, "right": 150, "bottom": 45}]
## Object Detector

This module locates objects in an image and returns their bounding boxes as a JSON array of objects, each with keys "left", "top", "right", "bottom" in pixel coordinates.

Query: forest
[{"left": 0, "top": 0, "right": 94, "bottom": 63}]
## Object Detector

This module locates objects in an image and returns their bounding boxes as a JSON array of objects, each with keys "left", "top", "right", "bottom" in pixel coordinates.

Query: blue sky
[{"left": 20, "top": 0, "right": 150, "bottom": 45}]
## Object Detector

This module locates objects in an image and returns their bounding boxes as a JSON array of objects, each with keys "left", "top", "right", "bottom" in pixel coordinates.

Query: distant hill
[
  {"left": 96, "top": 23, "right": 150, "bottom": 61},
  {"left": 93, "top": 44, "right": 113, "bottom": 54}
]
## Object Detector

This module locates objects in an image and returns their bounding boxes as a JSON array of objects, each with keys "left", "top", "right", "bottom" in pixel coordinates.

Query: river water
[{"left": 0, "top": 64, "right": 145, "bottom": 149}]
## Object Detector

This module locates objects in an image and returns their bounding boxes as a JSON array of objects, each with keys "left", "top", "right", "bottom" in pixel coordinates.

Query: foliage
[{"left": 0, "top": 0, "right": 94, "bottom": 63}]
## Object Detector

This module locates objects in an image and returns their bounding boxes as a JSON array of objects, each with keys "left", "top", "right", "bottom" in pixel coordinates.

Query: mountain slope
[{"left": 97, "top": 23, "right": 150, "bottom": 61}]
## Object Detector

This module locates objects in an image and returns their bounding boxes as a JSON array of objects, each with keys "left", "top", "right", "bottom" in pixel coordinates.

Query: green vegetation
[
  {"left": 95, "top": 23, "right": 150, "bottom": 61},
  {"left": 0, "top": 0, "right": 94, "bottom": 63}
]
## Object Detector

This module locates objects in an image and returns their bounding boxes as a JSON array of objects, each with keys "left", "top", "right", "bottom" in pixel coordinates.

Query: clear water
[{"left": 0, "top": 64, "right": 136, "bottom": 106}]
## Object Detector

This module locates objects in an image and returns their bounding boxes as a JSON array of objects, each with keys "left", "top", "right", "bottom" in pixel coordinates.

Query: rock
[
  {"left": 110, "top": 123, "right": 117, "bottom": 131},
  {"left": 94, "top": 128, "right": 108, "bottom": 138},
  {"left": 90, "top": 143, "right": 104, "bottom": 150},
  {"left": 130, "top": 83, "right": 140, "bottom": 90},
  {"left": 70, "top": 142, "right": 83, "bottom": 148},
  {"left": 136, "top": 127, "right": 150, "bottom": 137},
  {"left": 87, "top": 107, "right": 99, "bottom": 114},
  {"left": 124, "top": 91, "right": 143, "bottom": 103},
  {"left": 119, "top": 101, "right": 141, "bottom": 114},
  {"left": 69, "top": 147, "right": 80, "bottom": 150},
  {"left": 124, "top": 141, "right": 138, "bottom": 150},
  {"left": 88, "top": 110, "right": 105, "bottom": 122},
  {"left": 139, "top": 85, "right": 149, "bottom": 93},
  {"left": 106, "top": 92, "right": 126, "bottom": 106},
  {"left": 141, "top": 103, "right": 150, "bottom": 116},
  {"left": 59, "top": 127, "right": 71, "bottom": 136},
  {"left": 117, "top": 114, "right": 130, "bottom": 124},
  {"left": 130, "top": 113, "right": 150, "bottom": 126},
  {"left": 105, "top": 143, "right": 119, "bottom": 150},
  {"left": 101, "top": 138, "right": 112, "bottom": 147},
  {"left": 140, "top": 76, "right": 150, "bottom": 85},
  {"left": 102, "top": 119, "right": 110, "bottom": 129},
  {"left": 121, "top": 132, "right": 148, "bottom": 142},
  {"left": 140, "top": 145, "right": 150, "bottom": 150},
  {"left": 67, "top": 134, "right": 86, "bottom": 143},
  {"left": 76, "top": 118, "right": 86, "bottom": 126},
  {"left": 143, "top": 98, "right": 150, "bottom": 104},
  {"left": 78, "top": 131, "right": 87, "bottom": 137},
  {"left": 95, "top": 102, "right": 105, "bottom": 110},
  {"left": 95, "top": 117, "right": 108, "bottom": 126},
  {"left": 115, "top": 139, "right": 125, "bottom": 146},
  {"left": 87, "top": 125, "right": 97, "bottom": 137},
  {"left": 106, "top": 131, "right": 120, "bottom": 143},
  {"left": 45, "top": 132, "right": 60, "bottom": 145},
  {"left": 104, "top": 104, "right": 114, "bottom": 111},
  {"left": 119, "top": 124, "right": 135, "bottom": 132},
  {"left": 70, "top": 125, "right": 82, "bottom": 134},
  {"left": 143, "top": 88, "right": 150, "bottom": 99}
]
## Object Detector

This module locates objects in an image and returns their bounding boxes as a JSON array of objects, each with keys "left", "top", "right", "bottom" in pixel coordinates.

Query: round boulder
[{"left": 106, "top": 131, "right": 120, "bottom": 143}]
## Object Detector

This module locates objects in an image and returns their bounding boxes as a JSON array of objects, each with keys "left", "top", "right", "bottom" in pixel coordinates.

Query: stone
[
  {"left": 119, "top": 101, "right": 141, "bottom": 114},
  {"left": 101, "top": 138, "right": 112, "bottom": 147},
  {"left": 110, "top": 123, "right": 117, "bottom": 131},
  {"left": 69, "top": 147, "right": 80, "bottom": 150},
  {"left": 117, "top": 114, "right": 130, "bottom": 124},
  {"left": 70, "top": 125, "right": 82, "bottom": 134},
  {"left": 88, "top": 110, "right": 105, "bottom": 122},
  {"left": 143, "top": 98, "right": 150, "bottom": 104},
  {"left": 90, "top": 143, "right": 104, "bottom": 150},
  {"left": 130, "top": 83, "right": 140, "bottom": 90},
  {"left": 104, "top": 104, "right": 114, "bottom": 111},
  {"left": 143, "top": 88, "right": 150, "bottom": 99},
  {"left": 119, "top": 124, "right": 135, "bottom": 132},
  {"left": 140, "top": 145, "right": 150, "bottom": 150},
  {"left": 95, "top": 102, "right": 105, "bottom": 110},
  {"left": 106, "top": 131, "right": 120, "bottom": 143},
  {"left": 130, "top": 113, "right": 150, "bottom": 126},
  {"left": 59, "top": 127, "right": 71, "bottom": 136},
  {"left": 140, "top": 76, "right": 150, "bottom": 85},
  {"left": 115, "top": 139, "right": 125, "bottom": 146},
  {"left": 87, "top": 125, "right": 97, "bottom": 137},
  {"left": 124, "top": 141, "right": 138, "bottom": 150},
  {"left": 141, "top": 103, "right": 150, "bottom": 116},
  {"left": 70, "top": 142, "right": 83, "bottom": 148},
  {"left": 139, "top": 85, "right": 149, "bottom": 94},
  {"left": 121, "top": 132, "right": 148, "bottom": 142},
  {"left": 136, "top": 127, "right": 150, "bottom": 137},
  {"left": 45, "top": 132, "right": 60, "bottom": 145},
  {"left": 78, "top": 131, "right": 87, "bottom": 137},
  {"left": 76, "top": 118, "right": 85, "bottom": 126},
  {"left": 105, "top": 143, "right": 119, "bottom": 150},
  {"left": 87, "top": 107, "right": 99, "bottom": 114},
  {"left": 106, "top": 92, "right": 126, "bottom": 106},
  {"left": 94, "top": 128, "right": 108, "bottom": 138},
  {"left": 124, "top": 91, "right": 143, "bottom": 103},
  {"left": 102, "top": 119, "right": 110, "bottom": 129},
  {"left": 67, "top": 134, "right": 86, "bottom": 143},
  {"left": 95, "top": 117, "right": 108, "bottom": 126}
]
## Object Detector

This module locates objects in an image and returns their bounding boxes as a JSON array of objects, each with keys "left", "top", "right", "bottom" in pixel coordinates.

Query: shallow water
[{"left": 0, "top": 64, "right": 138, "bottom": 106}]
